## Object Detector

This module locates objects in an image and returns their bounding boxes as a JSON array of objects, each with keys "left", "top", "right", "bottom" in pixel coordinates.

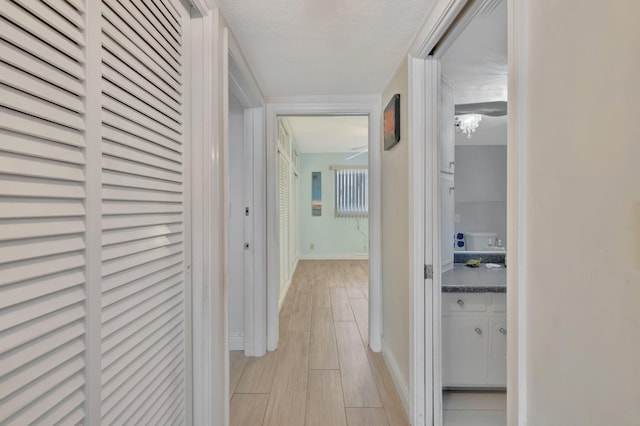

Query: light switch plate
[{"left": 455, "top": 213, "right": 461, "bottom": 223}]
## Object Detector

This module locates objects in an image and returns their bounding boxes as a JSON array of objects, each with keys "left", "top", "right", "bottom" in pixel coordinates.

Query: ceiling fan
[
  {"left": 346, "top": 145, "right": 368, "bottom": 160},
  {"left": 455, "top": 101, "right": 507, "bottom": 116}
]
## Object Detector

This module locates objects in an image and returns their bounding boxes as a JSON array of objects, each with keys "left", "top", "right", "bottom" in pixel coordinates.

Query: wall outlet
[
  {"left": 454, "top": 213, "right": 461, "bottom": 223},
  {"left": 310, "top": 243, "right": 314, "bottom": 250}
]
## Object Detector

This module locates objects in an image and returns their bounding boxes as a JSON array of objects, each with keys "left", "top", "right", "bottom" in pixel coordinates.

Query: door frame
[
  {"left": 228, "top": 34, "right": 267, "bottom": 358},
  {"left": 265, "top": 97, "right": 382, "bottom": 352},
  {"left": 407, "top": 0, "right": 527, "bottom": 424}
]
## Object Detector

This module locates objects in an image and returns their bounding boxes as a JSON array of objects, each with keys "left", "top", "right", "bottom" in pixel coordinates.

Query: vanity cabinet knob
[
  {"left": 456, "top": 299, "right": 464, "bottom": 306},
  {"left": 499, "top": 328, "right": 507, "bottom": 335},
  {"left": 475, "top": 327, "right": 482, "bottom": 335}
]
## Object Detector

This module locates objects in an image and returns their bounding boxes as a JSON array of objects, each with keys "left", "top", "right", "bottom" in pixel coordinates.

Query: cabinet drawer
[
  {"left": 490, "top": 293, "right": 506, "bottom": 312},
  {"left": 442, "top": 293, "right": 488, "bottom": 313}
]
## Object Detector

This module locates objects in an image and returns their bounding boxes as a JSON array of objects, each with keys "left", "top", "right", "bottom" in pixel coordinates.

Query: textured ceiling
[
  {"left": 285, "top": 116, "right": 368, "bottom": 153},
  {"left": 441, "top": 0, "right": 507, "bottom": 104},
  {"left": 218, "top": 0, "right": 436, "bottom": 97}
]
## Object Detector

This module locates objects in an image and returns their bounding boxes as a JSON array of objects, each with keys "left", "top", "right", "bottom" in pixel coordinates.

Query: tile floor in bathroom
[{"left": 443, "top": 391, "right": 507, "bottom": 426}]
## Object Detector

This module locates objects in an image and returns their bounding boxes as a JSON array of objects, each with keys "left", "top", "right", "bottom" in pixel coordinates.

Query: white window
[{"left": 335, "top": 168, "right": 368, "bottom": 217}]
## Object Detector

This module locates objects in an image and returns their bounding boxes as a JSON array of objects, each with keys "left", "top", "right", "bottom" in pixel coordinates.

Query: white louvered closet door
[
  {"left": 278, "top": 152, "right": 289, "bottom": 293},
  {"left": 99, "top": 0, "right": 189, "bottom": 424},
  {"left": 0, "top": 0, "right": 88, "bottom": 424}
]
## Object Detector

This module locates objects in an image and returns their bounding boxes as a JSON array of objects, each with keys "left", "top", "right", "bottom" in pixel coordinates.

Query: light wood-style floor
[{"left": 230, "top": 260, "right": 410, "bottom": 426}]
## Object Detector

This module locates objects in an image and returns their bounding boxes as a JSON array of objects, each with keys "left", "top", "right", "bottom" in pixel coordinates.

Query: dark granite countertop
[{"left": 442, "top": 263, "right": 506, "bottom": 293}]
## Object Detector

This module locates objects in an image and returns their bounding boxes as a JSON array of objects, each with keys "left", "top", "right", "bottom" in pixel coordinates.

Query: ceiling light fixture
[{"left": 455, "top": 114, "right": 482, "bottom": 139}]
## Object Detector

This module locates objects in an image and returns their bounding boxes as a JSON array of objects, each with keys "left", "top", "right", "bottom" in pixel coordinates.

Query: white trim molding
[
  {"left": 382, "top": 340, "right": 410, "bottom": 416},
  {"left": 228, "top": 332, "right": 245, "bottom": 351},
  {"left": 507, "top": 0, "right": 527, "bottom": 423},
  {"left": 189, "top": 7, "right": 229, "bottom": 426},
  {"left": 265, "top": 98, "right": 382, "bottom": 352},
  {"left": 300, "top": 253, "right": 369, "bottom": 260}
]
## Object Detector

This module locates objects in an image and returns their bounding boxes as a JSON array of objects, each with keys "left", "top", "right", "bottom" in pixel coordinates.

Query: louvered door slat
[
  {"left": 35, "top": 389, "right": 85, "bottom": 425},
  {"left": 102, "top": 252, "right": 183, "bottom": 292},
  {"left": 102, "top": 109, "right": 181, "bottom": 152},
  {"left": 103, "top": 65, "right": 182, "bottom": 125},
  {"left": 102, "top": 314, "right": 182, "bottom": 380},
  {"left": 102, "top": 263, "right": 183, "bottom": 308},
  {"left": 101, "top": 20, "right": 180, "bottom": 95},
  {"left": 102, "top": 233, "right": 183, "bottom": 260},
  {"left": 102, "top": 223, "right": 183, "bottom": 245},
  {"left": 0, "top": 39, "right": 85, "bottom": 96},
  {"left": 102, "top": 213, "right": 182, "bottom": 230},
  {"left": 103, "top": 125, "right": 182, "bottom": 163},
  {"left": 137, "top": 365, "right": 184, "bottom": 424},
  {"left": 103, "top": 97, "right": 182, "bottom": 143},
  {"left": 127, "top": 0, "right": 182, "bottom": 57},
  {"left": 0, "top": 85, "right": 84, "bottom": 130},
  {"left": 4, "top": 370, "right": 85, "bottom": 425},
  {"left": 102, "top": 169, "right": 183, "bottom": 193},
  {"left": 12, "top": 0, "right": 84, "bottom": 44},
  {"left": 0, "top": 322, "right": 84, "bottom": 377},
  {"left": 0, "top": 108, "right": 84, "bottom": 147},
  {"left": 0, "top": 0, "right": 88, "bottom": 421},
  {"left": 0, "top": 177, "right": 85, "bottom": 199},
  {"left": 102, "top": 140, "right": 182, "bottom": 173},
  {"left": 40, "top": 0, "right": 85, "bottom": 28},
  {"left": 103, "top": 79, "right": 183, "bottom": 134},
  {"left": 0, "top": 62, "right": 84, "bottom": 113},
  {"left": 102, "top": 340, "right": 183, "bottom": 423},
  {"left": 103, "top": 155, "right": 182, "bottom": 182},
  {"left": 141, "top": 0, "right": 181, "bottom": 41},
  {"left": 0, "top": 0, "right": 84, "bottom": 61},
  {"left": 0, "top": 18, "right": 84, "bottom": 79},
  {"left": 104, "top": 0, "right": 181, "bottom": 70},
  {"left": 101, "top": 50, "right": 181, "bottom": 113},
  {"left": 0, "top": 130, "right": 85, "bottom": 164}
]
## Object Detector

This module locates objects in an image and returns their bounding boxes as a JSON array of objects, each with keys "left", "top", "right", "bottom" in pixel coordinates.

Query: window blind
[{"left": 335, "top": 168, "right": 368, "bottom": 217}]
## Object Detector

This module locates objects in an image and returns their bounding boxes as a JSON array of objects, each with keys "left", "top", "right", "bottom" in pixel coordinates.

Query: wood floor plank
[
  {"left": 312, "top": 283, "right": 331, "bottom": 308},
  {"left": 235, "top": 349, "right": 280, "bottom": 394},
  {"left": 331, "top": 287, "right": 355, "bottom": 322},
  {"left": 345, "top": 408, "right": 389, "bottom": 426},
  {"left": 349, "top": 298, "right": 369, "bottom": 346},
  {"left": 334, "top": 321, "right": 382, "bottom": 407},
  {"left": 287, "top": 290, "right": 313, "bottom": 332},
  {"left": 309, "top": 308, "right": 340, "bottom": 369},
  {"left": 305, "top": 370, "right": 347, "bottom": 426},
  {"left": 230, "top": 350, "right": 249, "bottom": 396},
  {"left": 262, "top": 331, "right": 310, "bottom": 426},
  {"left": 230, "top": 394, "right": 269, "bottom": 426},
  {"left": 367, "top": 351, "right": 411, "bottom": 425}
]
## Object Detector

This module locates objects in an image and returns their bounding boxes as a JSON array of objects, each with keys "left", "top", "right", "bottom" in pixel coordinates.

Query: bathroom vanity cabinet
[{"left": 442, "top": 292, "right": 507, "bottom": 388}]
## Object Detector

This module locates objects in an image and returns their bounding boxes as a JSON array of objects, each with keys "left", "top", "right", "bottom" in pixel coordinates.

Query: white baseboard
[
  {"left": 300, "top": 253, "right": 369, "bottom": 260},
  {"left": 381, "top": 339, "right": 410, "bottom": 417},
  {"left": 278, "top": 257, "right": 300, "bottom": 311},
  {"left": 229, "top": 332, "right": 244, "bottom": 351}
]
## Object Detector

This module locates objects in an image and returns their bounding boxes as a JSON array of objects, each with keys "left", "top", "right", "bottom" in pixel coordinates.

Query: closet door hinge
[{"left": 424, "top": 264, "right": 433, "bottom": 280}]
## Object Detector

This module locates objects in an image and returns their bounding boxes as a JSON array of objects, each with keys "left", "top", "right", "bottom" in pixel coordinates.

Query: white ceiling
[
  {"left": 284, "top": 116, "right": 368, "bottom": 153},
  {"left": 218, "top": 0, "right": 436, "bottom": 97},
  {"left": 441, "top": 0, "right": 507, "bottom": 105}
]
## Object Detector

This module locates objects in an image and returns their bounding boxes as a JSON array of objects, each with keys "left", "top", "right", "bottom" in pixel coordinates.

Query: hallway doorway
[{"left": 265, "top": 102, "right": 383, "bottom": 353}]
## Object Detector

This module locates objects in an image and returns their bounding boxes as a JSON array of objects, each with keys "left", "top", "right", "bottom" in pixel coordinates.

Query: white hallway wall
[{"left": 516, "top": 0, "right": 640, "bottom": 424}]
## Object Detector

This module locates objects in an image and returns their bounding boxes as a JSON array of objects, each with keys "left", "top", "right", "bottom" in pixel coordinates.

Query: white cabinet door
[
  {"left": 442, "top": 316, "right": 489, "bottom": 386},
  {"left": 489, "top": 316, "right": 508, "bottom": 386},
  {"left": 440, "top": 173, "right": 455, "bottom": 271},
  {"left": 440, "top": 78, "right": 455, "bottom": 173}
]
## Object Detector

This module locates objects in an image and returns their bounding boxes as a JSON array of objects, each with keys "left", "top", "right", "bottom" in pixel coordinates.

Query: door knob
[
  {"left": 499, "top": 328, "right": 507, "bottom": 335},
  {"left": 475, "top": 327, "right": 482, "bottom": 335}
]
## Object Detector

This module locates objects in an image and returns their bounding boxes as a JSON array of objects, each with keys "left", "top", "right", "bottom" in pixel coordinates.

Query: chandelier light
[{"left": 455, "top": 114, "right": 482, "bottom": 139}]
